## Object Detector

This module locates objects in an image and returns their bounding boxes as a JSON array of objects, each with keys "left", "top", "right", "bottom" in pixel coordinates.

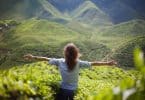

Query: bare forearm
[
  {"left": 90, "top": 60, "right": 117, "bottom": 66},
  {"left": 90, "top": 61, "right": 110, "bottom": 66},
  {"left": 23, "top": 54, "right": 51, "bottom": 61},
  {"left": 32, "top": 56, "right": 50, "bottom": 61}
]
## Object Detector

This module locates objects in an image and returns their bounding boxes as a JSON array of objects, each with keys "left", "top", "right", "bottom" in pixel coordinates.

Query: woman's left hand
[{"left": 108, "top": 60, "right": 117, "bottom": 66}]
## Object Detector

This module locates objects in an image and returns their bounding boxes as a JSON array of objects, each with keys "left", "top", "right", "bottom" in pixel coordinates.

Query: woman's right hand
[{"left": 23, "top": 54, "right": 34, "bottom": 60}]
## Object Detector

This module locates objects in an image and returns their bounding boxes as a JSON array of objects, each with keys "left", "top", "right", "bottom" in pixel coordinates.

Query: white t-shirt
[{"left": 49, "top": 58, "right": 91, "bottom": 90}]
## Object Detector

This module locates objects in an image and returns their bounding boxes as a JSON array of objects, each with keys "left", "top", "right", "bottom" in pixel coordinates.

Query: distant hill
[
  {"left": 0, "top": 19, "right": 110, "bottom": 68},
  {"left": 111, "top": 36, "right": 145, "bottom": 67},
  {"left": 0, "top": 0, "right": 64, "bottom": 20},
  {"left": 91, "top": 0, "right": 145, "bottom": 23},
  {"left": 100, "top": 19, "right": 145, "bottom": 36},
  {"left": 0, "top": 0, "right": 40, "bottom": 20},
  {"left": 37, "top": 0, "right": 63, "bottom": 19},
  {"left": 71, "top": 1, "right": 112, "bottom": 26},
  {"left": 0, "top": 19, "right": 79, "bottom": 67},
  {"left": 0, "top": 19, "right": 145, "bottom": 68},
  {"left": 80, "top": 19, "right": 145, "bottom": 50},
  {"left": 47, "top": 0, "right": 145, "bottom": 23},
  {"left": 0, "top": 0, "right": 145, "bottom": 24}
]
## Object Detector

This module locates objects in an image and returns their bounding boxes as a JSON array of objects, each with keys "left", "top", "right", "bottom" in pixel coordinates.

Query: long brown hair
[{"left": 64, "top": 43, "right": 80, "bottom": 71}]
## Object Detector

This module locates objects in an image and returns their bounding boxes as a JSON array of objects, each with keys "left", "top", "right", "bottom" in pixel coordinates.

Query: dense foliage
[
  {"left": 0, "top": 61, "right": 141, "bottom": 100},
  {"left": 87, "top": 48, "right": 145, "bottom": 100}
]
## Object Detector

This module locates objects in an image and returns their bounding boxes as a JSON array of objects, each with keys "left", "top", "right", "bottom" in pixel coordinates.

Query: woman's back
[{"left": 49, "top": 58, "right": 91, "bottom": 90}]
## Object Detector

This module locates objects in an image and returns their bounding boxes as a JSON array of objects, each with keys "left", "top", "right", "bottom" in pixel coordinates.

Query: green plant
[{"left": 86, "top": 47, "right": 145, "bottom": 100}]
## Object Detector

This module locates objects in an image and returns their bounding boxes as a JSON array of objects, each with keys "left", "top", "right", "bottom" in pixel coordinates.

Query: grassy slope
[
  {"left": 1, "top": 19, "right": 145, "bottom": 68},
  {"left": 90, "top": 19, "right": 145, "bottom": 48},
  {"left": 112, "top": 36, "right": 145, "bottom": 67},
  {"left": 0, "top": 19, "right": 111, "bottom": 68},
  {"left": 100, "top": 19, "right": 145, "bottom": 36},
  {"left": 0, "top": 62, "right": 141, "bottom": 100},
  {"left": 4, "top": 19, "right": 79, "bottom": 46},
  {"left": 0, "top": 19, "right": 80, "bottom": 68}
]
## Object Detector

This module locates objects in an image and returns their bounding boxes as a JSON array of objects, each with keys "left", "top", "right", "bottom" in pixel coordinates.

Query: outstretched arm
[
  {"left": 90, "top": 60, "right": 117, "bottom": 66},
  {"left": 23, "top": 54, "right": 50, "bottom": 61}
]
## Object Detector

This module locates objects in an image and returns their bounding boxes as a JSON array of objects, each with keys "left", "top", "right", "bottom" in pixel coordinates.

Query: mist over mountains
[
  {"left": 91, "top": 0, "right": 145, "bottom": 23},
  {"left": 0, "top": 0, "right": 145, "bottom": 24}
]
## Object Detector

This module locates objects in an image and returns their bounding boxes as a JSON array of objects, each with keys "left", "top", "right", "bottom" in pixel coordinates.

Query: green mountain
[
  {"left": 1, "top": 19, "right": 145, "bottom": 68},
  {"left": 0, "top": 19, "right": 110, "bottom": 68},
  {"left": 0, "top": 19, "right": 79, "bottom": 67},
  {"left": 0, "top": 0, "right": 34, "bottom": 20},
  {"left": 0, "top": 1, "right": 145, "bottom": 69},
  {"left": 1, "top": 0, "right": 145, "bottom": 24},
  {"left": 38, "top": 0, "right": 62, "bottom": 17},
  {"left": 0, "top": 0, "right": 64, "bottom": 21},
  {"left": 91, "top": 0, "right": 145, "bottom": 23},
  {"left": 37, "top": 0, "right": 64, "bottom": 19},
  {"left": 71, "top": 1, "right": 112, "bottom": 26},
  {"left": 100, "top": 19, "right": 145, "bottom": 36},
  {"left": 0, "top": 0, "right": 112, "bottom": 27},
  {"left": 111, "top": 36, "right": 145, "bottom": 68},
  {"left": 71, "top": 1, "right": 98, "bottom": 18}
]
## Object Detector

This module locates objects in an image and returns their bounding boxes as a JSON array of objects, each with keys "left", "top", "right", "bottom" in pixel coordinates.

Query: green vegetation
[
  {"left": 0, "top": 19, "right": 112, "bottom": 68},
  {"left": 0, "top": 47, "right": 144, "bottom": 100},
  {"left": 0, "top": 18, "right": 80, "bottom": 68},
  {"left": 86, "top": 48, "right": 145, "bottom": 100},
  {"left": 100, "top": 19, "right": 145, "bottom": 36},
  {"left": 112, "top": 36, "right": 145, "bottom": 67},
  {"left": 0, "top": 0, "right": 112, "bottom": 27},
  {"left": 0, "top": 62, "right": 141, "bottom": 100},
  {"left": 0, "top": 1, "right": 145, "bottom": 100},
  {"left": 90, "top": 19, "right": 145, "bottom": 48},
  {"left": 0, "top": 18, "right": 145, "bottom": 68}
]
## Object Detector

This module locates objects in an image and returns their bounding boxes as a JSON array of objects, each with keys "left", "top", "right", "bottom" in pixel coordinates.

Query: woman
[{"left": 24, "top": 43, "right": 117, "bottom": 100}]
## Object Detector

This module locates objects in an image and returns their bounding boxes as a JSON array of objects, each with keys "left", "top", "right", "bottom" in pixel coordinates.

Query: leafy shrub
[{"left": 86, "top": 47, "right": 145, "bottom": 100}]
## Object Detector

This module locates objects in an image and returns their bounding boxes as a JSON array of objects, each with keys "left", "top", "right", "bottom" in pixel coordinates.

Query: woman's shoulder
[
  {"left": 77, "top": 59, "right": 83, "bottom": 62},
  {"left": 50, "top": 58, "right": 64, "bottom": 60},
  {"left": 56, "top": 58, "right": 65, "bottom": 63}
]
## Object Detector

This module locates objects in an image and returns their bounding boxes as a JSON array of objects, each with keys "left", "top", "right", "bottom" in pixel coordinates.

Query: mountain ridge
[
  {"left": 72, "top": 1, "right": 112, "bottom": 26},
  {"left": 0, "top": 0, "right": 145, "bottom": 24}
]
